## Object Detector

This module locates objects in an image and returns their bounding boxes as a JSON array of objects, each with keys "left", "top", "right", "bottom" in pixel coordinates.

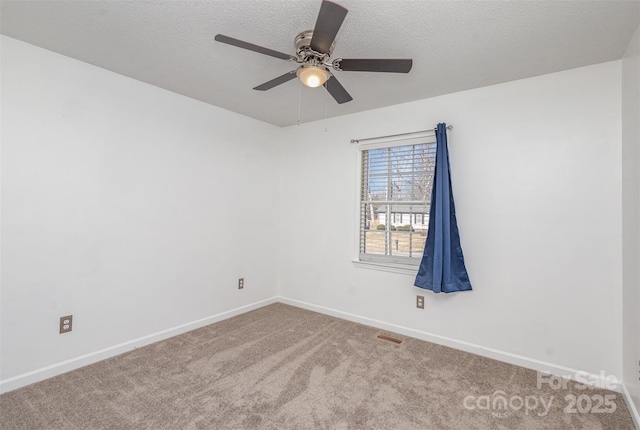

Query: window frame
[{"left": 353, "top": 134, "right": 437, "bottom": 274}]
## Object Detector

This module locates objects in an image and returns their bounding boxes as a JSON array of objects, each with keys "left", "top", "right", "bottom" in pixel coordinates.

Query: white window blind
[{"left": 359, "top": 137, "right": 437, "bottom": 265}]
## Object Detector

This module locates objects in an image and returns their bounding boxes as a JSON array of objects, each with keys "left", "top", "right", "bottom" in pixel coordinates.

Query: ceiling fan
[{"left": 215, "top": 0, "right": 412, "bottom": 104}]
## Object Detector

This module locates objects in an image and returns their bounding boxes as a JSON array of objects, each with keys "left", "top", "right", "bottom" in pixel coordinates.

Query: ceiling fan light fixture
[{"left": 297, "top": 65, "right": 330, "bottom": 88}]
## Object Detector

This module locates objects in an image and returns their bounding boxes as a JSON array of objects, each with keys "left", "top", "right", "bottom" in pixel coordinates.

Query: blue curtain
[{"left": 414, "top": 123, "right": 472, "bottom": 294}]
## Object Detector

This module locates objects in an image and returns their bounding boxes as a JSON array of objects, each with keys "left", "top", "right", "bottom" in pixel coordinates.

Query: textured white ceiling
[{"left": 1, "top": 0, "right": 639, "bottom": 127}]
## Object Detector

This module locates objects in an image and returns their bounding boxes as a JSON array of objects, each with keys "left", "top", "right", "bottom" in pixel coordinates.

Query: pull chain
[
  {"left": 324, "top": 92, "right": 328, "bottom": 132},
  {"left": 297, "top": 80, "right": 301, "bottom": 126}
]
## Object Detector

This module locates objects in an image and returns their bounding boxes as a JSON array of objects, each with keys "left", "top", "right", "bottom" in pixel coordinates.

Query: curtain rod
[{"left": 350, "top": 125, "right": 453, "bottom": 144}]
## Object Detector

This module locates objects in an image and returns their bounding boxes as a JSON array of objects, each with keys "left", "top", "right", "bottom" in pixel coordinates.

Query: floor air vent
[{"left": 376, "top": 334, "right": 403, "bottom": 345}]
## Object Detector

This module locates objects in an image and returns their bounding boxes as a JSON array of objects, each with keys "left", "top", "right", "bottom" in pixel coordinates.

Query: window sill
[{"left": 352, "top": 259, "right": 419, "bottom": 276}]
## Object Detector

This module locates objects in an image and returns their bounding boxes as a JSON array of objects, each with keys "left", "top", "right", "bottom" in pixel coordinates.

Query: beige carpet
[{"left": 0, "top": 303, "right": 635, "bottom": 429}]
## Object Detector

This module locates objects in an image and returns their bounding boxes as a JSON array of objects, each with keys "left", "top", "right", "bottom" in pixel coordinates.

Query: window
[{"left": 359, "top": 137, "right": 436, "bottom": 266}]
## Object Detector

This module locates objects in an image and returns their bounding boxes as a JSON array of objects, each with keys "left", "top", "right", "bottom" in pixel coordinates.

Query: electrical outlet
[
  {"left": 59, "top": 315, "right": 73, "bottom": 334},
  {"left": 416, "top": 295, "right": 425, "bottom": 309},
  {"left": 238, "top": 278, "right": 244, "bottom": 289}
]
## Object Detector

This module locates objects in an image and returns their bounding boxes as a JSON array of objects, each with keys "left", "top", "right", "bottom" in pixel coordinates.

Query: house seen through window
[{"left": 359, "top": 137, "right": 436, "bottom": 265}]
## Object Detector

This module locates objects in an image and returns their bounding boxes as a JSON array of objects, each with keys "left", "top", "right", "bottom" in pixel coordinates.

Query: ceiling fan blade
[
  {"left": 336, "top": 58, "right": 413, "bottom": 73},
  {"left": 215, "top": 34, "right": 293, "bottom": 61},
  {"left": 253, "top": 71, "right": 297, "bottom": 91},
  {"left": 324, "top": 75, "right": 352, "bottom": 104},
  {"left": 309, "top": 1, "right": 348, "bottom": 55}
]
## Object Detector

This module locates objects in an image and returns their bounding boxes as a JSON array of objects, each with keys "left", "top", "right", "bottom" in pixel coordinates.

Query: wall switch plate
[
  {"left": 238, "top": 278, "right": 244, "bottom": 289},
  {"left": 416, "top": 295, "right": 425, "bottom": 309},
  {"left": 60, "top": 315, "right": 73, "bottom": 334}
]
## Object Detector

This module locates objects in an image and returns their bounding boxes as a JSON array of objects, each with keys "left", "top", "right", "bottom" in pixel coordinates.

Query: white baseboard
[
  {"left": 277, "top": 296, "right": 625, "bottom": 395},
  {"left": 622, "top": 383, "right": 640, "bottom": 430},
  {"left": 0, "top": 297, "right": 277, "bottom": 394}
]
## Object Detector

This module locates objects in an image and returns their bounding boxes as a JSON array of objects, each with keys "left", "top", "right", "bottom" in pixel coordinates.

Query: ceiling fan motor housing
[{"left": 295, "top": 30, "right": 334, "bottom": 61}]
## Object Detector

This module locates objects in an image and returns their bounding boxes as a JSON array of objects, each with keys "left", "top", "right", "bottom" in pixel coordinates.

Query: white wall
[
  {"left": 279, "top": 61, "right": 623, "bottom": 379},
  {"left": 0, "top": 36, "right": 280, "bottom": 388},
  {"left": 622, "top": 23, "right": 640, "bottom": 413}
]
